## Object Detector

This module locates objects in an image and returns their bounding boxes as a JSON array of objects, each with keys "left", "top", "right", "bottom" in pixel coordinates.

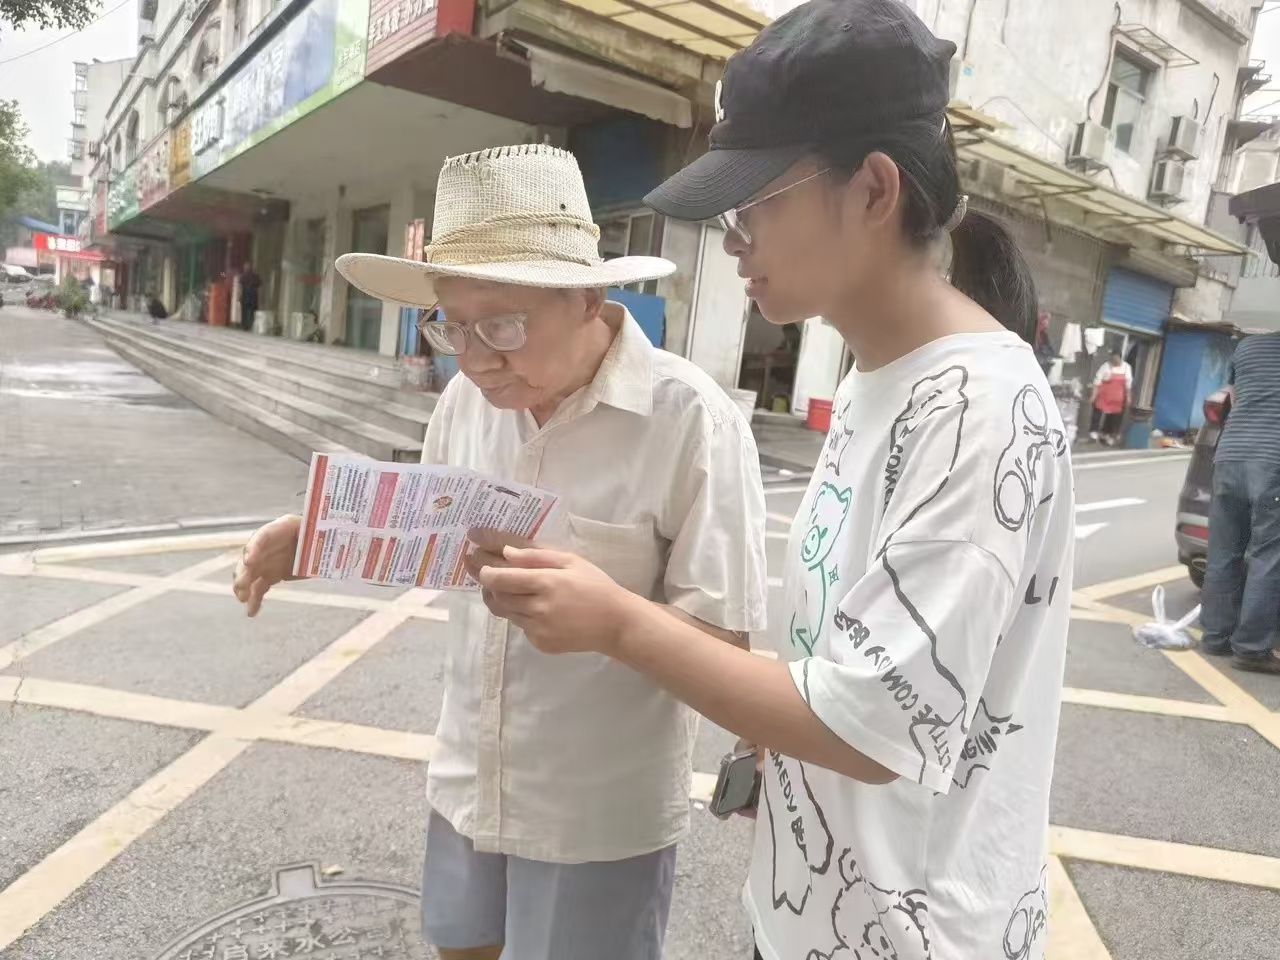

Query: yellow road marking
[
  {"left": 1051, "top": 825, "right": 1280, "bottom": 891},
  {"left": 1061, "top": 687, "right": 1237, "bottom": 724},
  {"left": 0, "top": 675, "right": 435, "bottom": 762},
  {"left": 4, "top": 539, "right": 1280, "bottom": 948},
  {"left": 8, "top": 561, "right": 450, "bottom": 620},
  {"left": 30, "top": 530, "right": 257, "bottom": 564},
  {"left": 1047, "top": 855, "right": 1112, "bottom": 960},
  {"left": 0, "top": 588, "right": 434, "bottom": 950},
  {"left": 1075, "top": 565, "right": 1186, "bottom": 601},
  {"left": 0, "top": 553, "right": 235, "bottom": 672},
  {"left": 0, "top": 734, "right": 252, "bottom": 952}
]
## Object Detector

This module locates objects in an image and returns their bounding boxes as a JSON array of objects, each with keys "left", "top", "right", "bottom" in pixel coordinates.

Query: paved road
[{"left": 3, "top": 314, "right": 1278, "bottom": 960}]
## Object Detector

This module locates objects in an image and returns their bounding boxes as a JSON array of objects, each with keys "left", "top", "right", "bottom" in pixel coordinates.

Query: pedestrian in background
[
  {"left": 477, "top": 3, "right": 1072, "bottom": 959},
  {"left": 1089, "top": 349, "right": 1131, "bottom": 445},
  {"left": 239, "top": 261, "right": 260, "bottom": 332},
  {"left": 1200, "top": 331, "right": 1280, "bottom": 674},
  {"left": 233, "top": 144, "right": 769, "bottom": 960}
]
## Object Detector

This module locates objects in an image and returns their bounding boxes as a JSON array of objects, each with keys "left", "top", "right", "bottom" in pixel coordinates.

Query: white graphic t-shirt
[{"left": 746, "top": 330, "right": 1073, "bottom": 960}]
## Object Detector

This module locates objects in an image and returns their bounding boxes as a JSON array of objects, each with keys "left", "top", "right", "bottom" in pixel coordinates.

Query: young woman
[{"left": 474, "top": 1, "right": 1073, "bottom": 958}]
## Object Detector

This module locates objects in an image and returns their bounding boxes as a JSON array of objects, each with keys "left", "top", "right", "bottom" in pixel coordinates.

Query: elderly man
[{"left": 233, "top": 144, "right": 769, "bottom": 960}]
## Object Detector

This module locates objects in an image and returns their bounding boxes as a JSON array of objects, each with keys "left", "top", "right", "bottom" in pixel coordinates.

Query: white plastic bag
[{"left": 1132, "top": 585, "right": 1200, "bottom": 650}]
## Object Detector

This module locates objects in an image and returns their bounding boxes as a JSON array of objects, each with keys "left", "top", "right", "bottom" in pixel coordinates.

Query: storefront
[{"left": 1098, "top": 267, "right": 1175, "bottom": 412}]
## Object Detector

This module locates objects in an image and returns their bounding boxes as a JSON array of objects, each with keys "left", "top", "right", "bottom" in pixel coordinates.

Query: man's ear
[
  {"left": 581, "top": 286, "right": 607, "bottom": 320},
  {"left": 857, "top": 152, "right": 903, "bottom": 230}
]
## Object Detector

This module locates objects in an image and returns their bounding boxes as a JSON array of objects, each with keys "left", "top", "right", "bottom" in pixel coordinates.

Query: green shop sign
[
  {"left": 107, "top": 165, "right": 139, "bottom": 230},
  {"left": 189, "top": 0, "right": 370, "bottom": 180}
]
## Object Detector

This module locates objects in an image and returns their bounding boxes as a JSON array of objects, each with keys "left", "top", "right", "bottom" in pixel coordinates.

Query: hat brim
[
  {"left": 644, "top": 144, "right": 808, "bottom": 221},
  {"left": 336, "top": 253, "right": 676, "bottom": 308}
]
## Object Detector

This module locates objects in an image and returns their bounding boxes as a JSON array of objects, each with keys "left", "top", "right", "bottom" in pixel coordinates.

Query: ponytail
[{"left": 948, "top": 208, "right": 1038, "bottom": 345}]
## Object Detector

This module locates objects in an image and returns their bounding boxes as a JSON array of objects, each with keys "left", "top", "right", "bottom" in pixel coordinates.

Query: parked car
[
  {"left": 2, "top": 264, "right": 34, "bottom": 283},
  {"left": 1175, "top": 389, "right": 1231, "bottom": 588}
]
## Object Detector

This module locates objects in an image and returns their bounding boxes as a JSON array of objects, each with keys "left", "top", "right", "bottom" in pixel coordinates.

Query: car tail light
[
  {"left": 1204, "top": 392, "right": 1228, "bottom": 425},
  {"left": 1180, "top": 523, "right": 1209, "bottom": 541}
]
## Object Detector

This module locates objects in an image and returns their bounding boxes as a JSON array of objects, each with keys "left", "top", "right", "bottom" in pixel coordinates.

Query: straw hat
[{"left": 337, "top": 144, "right": 676, "bottom": 307}]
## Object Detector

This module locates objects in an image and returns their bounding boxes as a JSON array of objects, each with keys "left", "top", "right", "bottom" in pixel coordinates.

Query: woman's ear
[{"left": 857, "top": 152, "right": 904, "bottom": 230}]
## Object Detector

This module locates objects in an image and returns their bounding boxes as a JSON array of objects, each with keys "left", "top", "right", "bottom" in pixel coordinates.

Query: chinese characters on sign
[
  {"left": 368, "top": 0, "right": 436, "bottom": 46},
  {"left": 33, "top": 233, "right": 83, "bottom": 253}
]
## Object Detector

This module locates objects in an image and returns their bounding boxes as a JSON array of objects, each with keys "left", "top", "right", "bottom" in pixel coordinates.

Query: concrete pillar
[
  {"left": 279, "top": 216, "right": 298, "bottom": 329},
  {"left": 379, "top": 179, "right": 416, "bottom": 357},
  {"left": 321, "top": 190, "right": 352, "bottom": 345}
]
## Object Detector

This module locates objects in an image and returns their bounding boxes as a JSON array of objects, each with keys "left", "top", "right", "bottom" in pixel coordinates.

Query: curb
[{"left": 0, "top": 516, "right": 277, "bottom": 552}]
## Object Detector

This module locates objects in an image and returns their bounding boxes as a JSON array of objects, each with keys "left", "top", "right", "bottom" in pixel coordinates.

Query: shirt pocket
[{"left": 567, "top": 514, "right": 663, "bottom": 600}]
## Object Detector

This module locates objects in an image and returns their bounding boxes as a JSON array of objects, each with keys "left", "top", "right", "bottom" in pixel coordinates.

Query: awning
[
  {"left": 554, "top": 0, "right": 768, "bottom": 60},
  {"left": 517, "top": 40, "right": 693, "bottom": 127},
  {"left": 949, "top": 109, "right": 1249, "bottom": 256}
]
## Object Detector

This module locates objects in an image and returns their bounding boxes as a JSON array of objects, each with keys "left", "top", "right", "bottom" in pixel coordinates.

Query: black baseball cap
[{"left": 645, "top": 0, "right": 956, "bottom": 221}]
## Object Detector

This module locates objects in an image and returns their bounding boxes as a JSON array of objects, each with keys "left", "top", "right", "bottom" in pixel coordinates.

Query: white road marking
[
  {"left": 1076, "top": 497, "right": 1144, "bottom": 514},
  {"left": 1075, "top": 522, "right": 1107, "bottom": 541},
  {"left": 1075, "top": 454, "right": 1190, "bottom": 472},
  {"left": 767, "top": 512, "right": 794, "bottom": 526}
]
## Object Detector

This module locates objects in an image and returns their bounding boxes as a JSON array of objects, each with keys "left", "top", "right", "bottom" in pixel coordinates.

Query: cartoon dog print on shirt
[
  {"left": 993, "top": 385, "right": 1066, "bottom": 534},
  {"left": 805, "top": 849, "right": 932, "bottom": 960},
  {"left": 765, "top": 751, "right": 835, "bottom": 915},
  {"left": 789, "top": 482, "right": 853, "bottom": 655},
  {"left": 1001, "top": 866, "right": 1048, "bottom": 960}
]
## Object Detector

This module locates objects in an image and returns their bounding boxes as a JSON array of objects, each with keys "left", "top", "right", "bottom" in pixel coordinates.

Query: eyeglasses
[
  {"left": 418, "top": 310, "right": 528, "bottom": 356},
  {"left": 719, "top": 169, "right": 831, "bottom": 245}
]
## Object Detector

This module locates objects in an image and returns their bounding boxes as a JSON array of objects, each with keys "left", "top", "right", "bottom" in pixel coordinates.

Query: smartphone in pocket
[{"left": 710, "top": 747, "right": 762, "bottom": 820}]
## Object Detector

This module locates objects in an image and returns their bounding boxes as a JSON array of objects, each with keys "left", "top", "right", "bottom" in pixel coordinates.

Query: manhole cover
[{"left": 152, "top": 862, "right": 431, "bottom": 959}]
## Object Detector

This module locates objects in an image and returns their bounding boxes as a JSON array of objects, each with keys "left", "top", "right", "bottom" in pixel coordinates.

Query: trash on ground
[{"left": 1132, "top": 585, "right": 1200, "bottom": 650}]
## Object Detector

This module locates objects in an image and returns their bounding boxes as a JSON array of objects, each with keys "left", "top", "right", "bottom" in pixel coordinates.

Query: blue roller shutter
[{"left": 1101, "top": 267, "right": 1174, "bottom": 336}]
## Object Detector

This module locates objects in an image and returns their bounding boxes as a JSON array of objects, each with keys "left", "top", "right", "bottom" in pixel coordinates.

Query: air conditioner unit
[
  {"left": 1150, "top": 159, "right": 1187, "bottom": 202},
  {"left": 1167, "top": 116, "right": 1201, "bottom": 161},
  {"left": 87, "top": 140, "right": 100, "bottom": 158},
  {"left": 1069, "top": 121, "right": 1112, "bottom": 169}
]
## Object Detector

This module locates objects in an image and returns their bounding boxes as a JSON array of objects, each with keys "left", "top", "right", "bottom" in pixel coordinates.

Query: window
[
  {"left": 73, "top": 105, "right": 87, "bottom": 126},
  {"left": 231, "top": 0, "right": 246, "bottom": 47},
  {"left": 124, "top": 111, "right": 140, "bottom": 163},
  {"left": 1101, "top": 51, "right": 1152, "bottom": 156},
  {"left": 599, "top": 211, "right": 664, "bottom": 294}
]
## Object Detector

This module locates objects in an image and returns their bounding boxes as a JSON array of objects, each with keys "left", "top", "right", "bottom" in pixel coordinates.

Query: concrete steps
[{"left": 88, "top": 314, "right": 436, "bottom": 462}]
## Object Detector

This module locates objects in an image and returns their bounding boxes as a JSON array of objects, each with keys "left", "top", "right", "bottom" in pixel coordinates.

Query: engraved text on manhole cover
[{"left": 152, "top": 863, "right": 430, "bottom": 960}]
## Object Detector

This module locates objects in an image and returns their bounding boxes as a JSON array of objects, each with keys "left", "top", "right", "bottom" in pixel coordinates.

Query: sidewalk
[{"left": 0, "top": 306, "right": 307, "bottom": 546}]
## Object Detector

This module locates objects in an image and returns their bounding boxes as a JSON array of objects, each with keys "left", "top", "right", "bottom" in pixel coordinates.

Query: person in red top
[{"left": 1090, "top": 349, "right": 1132, "bottom": 445}]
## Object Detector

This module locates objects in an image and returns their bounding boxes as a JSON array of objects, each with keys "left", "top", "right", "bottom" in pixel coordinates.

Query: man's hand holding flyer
[{"left": 293, "top": 453, "right": 559, "bottom": 590}]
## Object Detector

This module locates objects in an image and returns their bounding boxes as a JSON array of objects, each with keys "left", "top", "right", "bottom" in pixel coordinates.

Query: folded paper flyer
[{"left": 293, "top": 453, "right": 560, "bottom": 590}]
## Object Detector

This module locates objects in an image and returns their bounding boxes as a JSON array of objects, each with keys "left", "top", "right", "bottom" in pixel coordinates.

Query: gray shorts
[{"left": 420, "top": 811, "right": 677, "bottom": 960}]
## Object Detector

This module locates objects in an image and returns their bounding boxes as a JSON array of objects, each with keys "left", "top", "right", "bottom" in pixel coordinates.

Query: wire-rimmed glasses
[
  {"left": 719, "top": 168, "right": 831, "bottom": 245},
  {"left": 418, "top": 310, "right": 528, "bottom": 356}
]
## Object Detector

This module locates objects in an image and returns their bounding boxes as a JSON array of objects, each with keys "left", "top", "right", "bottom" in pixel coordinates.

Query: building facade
[{"left": 80, "top": 0, "right": 1266, "bottom": 437}]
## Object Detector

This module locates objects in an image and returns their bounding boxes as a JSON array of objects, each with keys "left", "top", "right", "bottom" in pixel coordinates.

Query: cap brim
[{"left": 644, "top": 145, "right": 808, "bottom": 221}]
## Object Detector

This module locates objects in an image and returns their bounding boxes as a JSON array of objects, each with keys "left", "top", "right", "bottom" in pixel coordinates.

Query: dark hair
[{"left": 818, "top": 116, "right": 1038, "bottom": 345}]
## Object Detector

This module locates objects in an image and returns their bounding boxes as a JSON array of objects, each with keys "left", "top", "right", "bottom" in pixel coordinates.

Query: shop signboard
[
  {"left": 92, "top": 180, "right": 107, "bottom": 237},
  {"left": 170, "top": 118, "right": 192, "bottom": 189},
  {"left": 107, "top": 165, "right": 139, "bottom": 230},
  {"left": 364, "top": 0, "right": 472, "bottom": 75},
  {"left": 138, "top": 133, "right": 171, "bottom": 210},
  {"left": 34, "top": 232, "right": 84, "bottom": 253},
  {"left": 190, "top": 0, "right": 370, "bottom": 180}
]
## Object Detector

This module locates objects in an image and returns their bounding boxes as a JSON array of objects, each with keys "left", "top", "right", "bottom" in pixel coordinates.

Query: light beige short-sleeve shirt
[{"left": 423, "top": 305, "right": 769, "bottom": 864}]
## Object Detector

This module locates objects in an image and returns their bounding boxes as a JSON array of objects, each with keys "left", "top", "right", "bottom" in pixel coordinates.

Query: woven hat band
[{"left": 423, "top": 211, "right": 603, "bottom": 268}]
